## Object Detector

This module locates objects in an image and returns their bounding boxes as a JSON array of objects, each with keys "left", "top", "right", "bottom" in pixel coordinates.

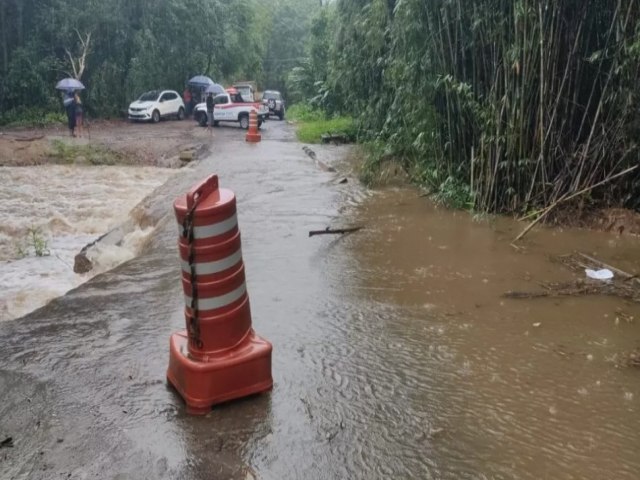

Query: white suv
[{"left": 128, "top": 90, "right": 185, "bottom": 123}]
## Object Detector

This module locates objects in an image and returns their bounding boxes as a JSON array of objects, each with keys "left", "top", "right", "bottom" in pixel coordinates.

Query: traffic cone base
[
  {"left": 246, "top": 132, "right": 261, "bottom": 143},
  {"left": 167, "top": 329, "right": 273, "bottom": 415}
]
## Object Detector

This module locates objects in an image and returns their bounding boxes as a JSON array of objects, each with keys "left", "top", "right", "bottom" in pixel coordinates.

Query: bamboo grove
[{"left": 326, "top": 0, "right": 640, "bottom": 214}]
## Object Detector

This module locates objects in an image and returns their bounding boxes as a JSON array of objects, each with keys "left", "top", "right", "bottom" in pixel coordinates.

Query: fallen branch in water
[
  {"left": 504, "top": 278, "right": 640, "bottom": 303},
  {"left": 512, "top": 165, "right": 638, "bottom": 243},
  {"left": 503, "top": 290, "right": 551, "bottom": 299},
  {"left": 302, "top": 146, "right": 336, "bottom": 172},
  {"left": 309, "top": 226, "right": 363, "bottom": 237}
]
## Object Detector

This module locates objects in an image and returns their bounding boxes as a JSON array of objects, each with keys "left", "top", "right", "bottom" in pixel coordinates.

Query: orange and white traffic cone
[
  {"left": 167, "top": 174, "right": 273, "bottom": 414},
  {"left": 245, "top": 109, "right": 261, "bottom": 143}
]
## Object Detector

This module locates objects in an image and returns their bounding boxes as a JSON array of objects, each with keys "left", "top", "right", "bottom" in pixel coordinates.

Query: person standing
[
  {"left": 183, "top": 88, "right": 192, "bottom": 117},
  {"left": 63, "top": 90, "right": 76, "bottom": 137},
  {"left": 206, "top": 92, "right": 215, "bottom": 133},
  {"left": 74, "top": 91, "right": 84, "bottom": 138}
]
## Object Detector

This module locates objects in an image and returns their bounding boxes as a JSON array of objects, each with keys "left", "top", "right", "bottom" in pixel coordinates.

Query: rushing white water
[{"left": 0, "top": 165, "right": 175, "bottom": 321}]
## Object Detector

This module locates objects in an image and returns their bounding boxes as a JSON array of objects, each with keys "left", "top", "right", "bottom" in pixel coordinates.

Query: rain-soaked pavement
[{"left": 1, "top": 120, "right": 640, "bottom": 479}]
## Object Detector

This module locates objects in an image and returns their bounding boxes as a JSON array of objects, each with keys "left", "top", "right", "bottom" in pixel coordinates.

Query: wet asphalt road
[{"left": 0, "top": 120, "right": 370, "bottom": 479}]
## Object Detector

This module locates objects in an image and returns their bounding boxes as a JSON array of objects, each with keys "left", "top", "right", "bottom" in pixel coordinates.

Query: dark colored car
[{"left": 262, "top": 90, "right": 285, "bottom": 120}]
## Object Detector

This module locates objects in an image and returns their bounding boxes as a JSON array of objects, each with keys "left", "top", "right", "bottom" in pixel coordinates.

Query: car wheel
[
  {"left": 278, "top": 109, "right": 285, "bottom": 121},
  {"left": 152, "top": 110, "right": 160, "bottom": 123},
  {"left": 198, "top": 112, "right": 207, "bottom": 127},
  {"left": 177, "top": 107, "right": 185, "bottom": 120},
  {"left": 213, "top": 120, "right": 219, "bottom": 127},
  {"left": 239, "top": 114, "right": 249, "bottom": 130},
  {"left": 258, "top": 119, "right": 263, "bottom": 129}
]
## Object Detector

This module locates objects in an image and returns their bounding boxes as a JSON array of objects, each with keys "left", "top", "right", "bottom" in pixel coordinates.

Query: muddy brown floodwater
[{"left": 1, "top": 120, "right": 639, "bottom": 479}]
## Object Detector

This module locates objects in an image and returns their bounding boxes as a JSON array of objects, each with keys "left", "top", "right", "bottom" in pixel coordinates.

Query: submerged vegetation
[{"left": 15, "top": 227, "right": 50, "bottom": 258}]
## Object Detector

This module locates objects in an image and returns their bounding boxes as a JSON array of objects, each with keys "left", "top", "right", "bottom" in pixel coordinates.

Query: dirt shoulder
[{"left": 0, "top": 119, "right": 209, "bottom": 168}]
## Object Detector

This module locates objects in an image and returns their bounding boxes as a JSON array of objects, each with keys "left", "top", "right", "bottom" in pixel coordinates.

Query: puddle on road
[
  {"left": 0, "top": 165, "right": 175, "bottom": 321},
  {"left": 339, "top": 187, "right": 640, "bottom": 479}
]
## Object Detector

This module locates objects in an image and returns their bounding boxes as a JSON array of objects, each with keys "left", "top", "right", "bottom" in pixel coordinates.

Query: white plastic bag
[{"left": 585, "top": 268, "right": 614, "bottom": 280}]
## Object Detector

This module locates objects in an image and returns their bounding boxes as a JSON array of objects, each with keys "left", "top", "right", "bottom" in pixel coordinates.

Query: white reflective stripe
[
  {"left": 178, "top": 213, "right": 237, "bottom": 239},
  {"left": 185, "top": 283, "right": 246, "bottom": 311},
  {"left": 181, "top": 249, "right": 243, "bottom": 275}
]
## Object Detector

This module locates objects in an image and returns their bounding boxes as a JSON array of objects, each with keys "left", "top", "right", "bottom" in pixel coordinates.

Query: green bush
[
  {"left": 287, "top": 103, "right": 325, "bottom": 122},
  {"left": 296, "top": 116, "right": 355, "bottom": 144},
  {"left": 288, "top": 103, "right": 355, "bottom": 143},
  {"left": 0, "top": 108, "right": 66, "bottom": 128}
]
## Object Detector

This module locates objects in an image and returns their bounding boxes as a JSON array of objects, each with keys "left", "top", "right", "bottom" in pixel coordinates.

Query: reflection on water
[{"left": 0, "top": 165, "right": 174, "bottom": 320}]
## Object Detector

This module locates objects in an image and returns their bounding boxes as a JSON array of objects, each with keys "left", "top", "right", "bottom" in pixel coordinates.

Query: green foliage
[
  {"left": 0, "top": 0, "right": 320, "bottom": 117},
  {"left": 262, "top": 0, "right": 322, "bottom": 95},
  {"left": 287, "top": 103, "right": 325, "bottom": 122},
  {"left": 0, "top": 108, "right": 65, "bottom": 127},
  {"left": 324, "top": 0, "right": 640, "bottom": 213},
  {"left": 285, "top": 7, "right": 334, "bottom": 105}
]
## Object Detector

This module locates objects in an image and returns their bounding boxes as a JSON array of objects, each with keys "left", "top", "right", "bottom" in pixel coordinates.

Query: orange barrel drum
[
  {"left": 167, "top": 174, "right": 273, "bottom": 414},
  {"left": 245, "top": 109, "right": 261, "bottom": 143}
]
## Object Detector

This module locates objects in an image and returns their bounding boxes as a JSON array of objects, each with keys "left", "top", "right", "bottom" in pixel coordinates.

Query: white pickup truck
[{"left": 194, "top": 91, "right": 269, "bottom": 129}]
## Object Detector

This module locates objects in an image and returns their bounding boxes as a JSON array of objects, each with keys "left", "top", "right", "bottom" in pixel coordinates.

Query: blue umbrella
[
  {"left": 204, "top": 83, "right": 224, "bottom": 95},
  {"left": 55, "top": 78, "right": 85, "bottom": 90},
  {"left": 188, "top": 75, "right": 214, "bottom": 88}
]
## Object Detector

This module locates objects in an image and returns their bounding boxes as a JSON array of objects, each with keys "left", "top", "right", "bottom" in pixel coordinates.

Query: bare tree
[{"left": 65, "top": 30, "right": 92, "bottom": 80}]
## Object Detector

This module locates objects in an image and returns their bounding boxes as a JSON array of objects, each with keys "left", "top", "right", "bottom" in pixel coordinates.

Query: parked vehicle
[
  {"left": 262, "top": 90, "right": 285, "bottom": 120},
  {"left": 193, "top": 89, "right": 269, "bottom": 129},
  {"left": 128, "top": 90, "right": 185, "bottom": 123},
  {"left": 233, "top": 83, "right": 255, "bottom": 102}
]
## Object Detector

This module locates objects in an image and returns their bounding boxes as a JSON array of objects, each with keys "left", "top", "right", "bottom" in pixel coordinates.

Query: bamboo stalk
[{"left": 512, "top": 165, "right": 638, "bottom": 243}]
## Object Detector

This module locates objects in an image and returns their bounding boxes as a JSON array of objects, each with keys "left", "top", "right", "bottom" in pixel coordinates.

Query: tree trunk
[
  {"left": 0, "top": 0, "right": 8, "bottom": 73},
  {"left": 14, "top": 0, "right": 22, "bottom": 46}
]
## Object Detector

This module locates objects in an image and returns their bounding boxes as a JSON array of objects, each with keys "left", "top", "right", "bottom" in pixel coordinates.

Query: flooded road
[{"left": 1, "top": 121, "right": 639, "bottom": 479}]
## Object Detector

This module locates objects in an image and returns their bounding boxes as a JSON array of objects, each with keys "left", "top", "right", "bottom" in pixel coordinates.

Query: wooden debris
[
  {"left": 626, "top": 350, "right": 640, "bottom": 368},
  {"left": 309, "top": 226, "right": 363, "bottom": 237},
  {"left": 321, "top": 133, "right": 351, "bottom": 145},
  {"left": 513, "top": 165, "right": 638, "bottom": 243},
  {"left": 504, "top": 278, "right": 640, "bottom": 303},
  {"left": 302, "top": 146, "right": 336, "bottom": 172},
  {"left": 503, "top": 290, "right": 551, "bottom": 299},
  {"left": 302, "top": 146, "right": 316, "bottom": 160}
]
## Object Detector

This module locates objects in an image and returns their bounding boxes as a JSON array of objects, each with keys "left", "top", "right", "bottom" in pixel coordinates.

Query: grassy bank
[
  {"left": 48, "top": 140, "right": 126, "bottom": 166},
  {"left": 287, "top": 104, "right": 355, "bottom": 144}
]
